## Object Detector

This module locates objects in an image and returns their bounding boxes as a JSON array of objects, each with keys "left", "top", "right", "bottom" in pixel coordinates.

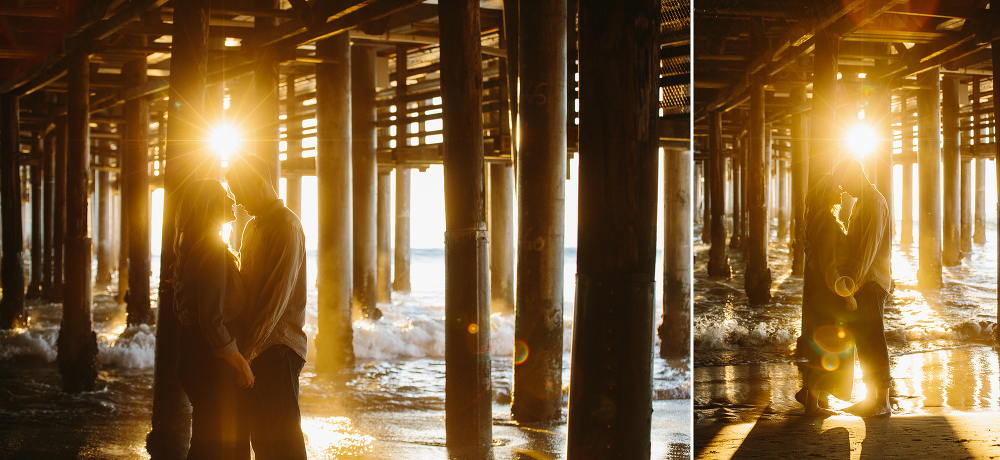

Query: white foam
[
  {"left": 0, "top": 328, "right": 58, "bottom": 362},
  {"left": 98, "top": 325, "right": 156, "bottom": 369}
]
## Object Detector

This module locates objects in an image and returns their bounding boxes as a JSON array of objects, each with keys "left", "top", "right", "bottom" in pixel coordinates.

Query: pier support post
[
  {"left": 58, "top": 45, "right": 98, "bottom": 393},
  {"left": 149, "top": 0, "right": 211, "bottom": 454},
  {"left": 811, "top": 29, "right": 838, "bottom": 187},
  {"left": 352, "top": 45, "right": 380, "bottom": 320},
  {"left": 122, "top": 55, "right": 152, "bottom": 325},
  {"left": 96, "top": 161, "right": 113, "bottom": 284},
  {"left": 790, "top": 86, "right": 808, "bottom": 275},
  {"left": 942, "top": 75, "right": 961, "bottom": 267},
  {"left": 730, "top": 138, "right": 742, "bottom": 249},
  {"left": 902, "top": 161, "right": 914, "bottom": 245},
  {"left": 489, "top": 163, "right": 514, "bottom": 315},
  {"left": 512, "top": 0, "right": 566, "bottom": 423},
  {"left": 702, "top": 161, "right": 711, "bottom": 243},
  {"left": 376, "top": 168, "right": 392, "bottom": 303},
  {"left": 962, "top": 157, "right": 972, "bottom": 255},
  {"left": 917, "top": 67, "right": 942, "bottom": 288},
  {"left": 990, "top": 11, "right": 1000, "bottom": 332},
  {"left": 28, "top": 138, "right": 44, "bottom": 298},
  {"left": 0, "top": 93, "right": 24, "bottom": 328},
  {"left": 661, "top": 148, "right": 691, "bottom": 360},
  {"left": 393, "top": 45, "right": 412, "bottom": 293},
  {"left": 872, "top": 78, "right": 894, "bottom": 241},
  {"left": 707, "top": 111, "right": 730, "bottom": 277},
  {"left": 314, "top": 32, "right": 355, "bottom": 373},
  {"left": 52, "top": 117, "right": 66, "bottom": 302},
  {"left": 43, "top": 132, "right": 55, "bottom": 298},
  {"left": 285, "top": 74, "right": 302, "bottom": 217},
  {"left": 777, "top": 157, "right": 788, "bottom": 240},
  {"left": 569, "top": 0, "right": 658, "bottom": 456},
  {"left": 253, "top": 0, "right": 280, "bottom": 185},
  {"left": 746, "top": 73, "right": 771, "bottom": 305},
  {"left": 974, "top": 78, "right": 986, "bottom": 244},
  {"left": 439, "top": 0, "right": 492, "bottom": 452}
]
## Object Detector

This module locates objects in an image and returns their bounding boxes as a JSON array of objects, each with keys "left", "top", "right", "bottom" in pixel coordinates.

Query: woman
[
  {"left": 172, "top": 178, "right": 252, "bottom": 459},
  {"left": 798, "top": 173, "right": 857, "bottom": 416}
]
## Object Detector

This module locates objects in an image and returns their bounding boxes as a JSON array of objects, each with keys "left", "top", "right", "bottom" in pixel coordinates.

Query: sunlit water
[
  {"left": 0, "top": 248, "right": 688, "bottom": 459},
  {"left": 694, "top": 219, "right": 1000, "bottom": 426}
]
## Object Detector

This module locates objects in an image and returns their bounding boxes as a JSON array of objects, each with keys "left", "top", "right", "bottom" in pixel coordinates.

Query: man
[
  {"left": 225, "top": 154, "right": 308, "bottom": 458},
  {"left": 833, "top": 158, "right": 892, "bottom": 418}
]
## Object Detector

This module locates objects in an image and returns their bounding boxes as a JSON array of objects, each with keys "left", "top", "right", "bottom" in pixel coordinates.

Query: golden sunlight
[
  {"left": 208, "top": 124, "right": 241, "bottom": 160},
  {"left": 845, "top": 123, "right": 878, "bottom": 159}
]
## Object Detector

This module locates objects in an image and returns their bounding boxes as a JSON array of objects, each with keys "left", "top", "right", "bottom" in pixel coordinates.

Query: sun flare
[
  {"left": 845, "top": 123, "right": 878, "bottom": 159},
  {"left": 208, "top": 124, "right": 241, "bottom": 160}
]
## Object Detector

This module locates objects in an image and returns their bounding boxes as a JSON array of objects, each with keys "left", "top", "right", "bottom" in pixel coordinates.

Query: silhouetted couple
[
  {"left": 798, "top": 158, "right": 892, "bottom": 419},
  {"left": 172, "top": 154, "right": 308, "bottom": 459}
]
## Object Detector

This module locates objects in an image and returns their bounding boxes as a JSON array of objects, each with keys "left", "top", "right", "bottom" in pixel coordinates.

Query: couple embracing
[
  {"left": 172, "top": 154, "right": 308, "bottom": 459},
  {"left": 798, "top": 158, "right": 893, "bottom": 419}
]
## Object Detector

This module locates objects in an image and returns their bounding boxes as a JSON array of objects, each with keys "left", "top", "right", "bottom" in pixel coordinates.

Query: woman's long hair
[
  {"left": 803, "top": 173, "right": 845, "bottom": 255},
  {"left": 172, "top": 179, "right": 237, "bottom": 284}
]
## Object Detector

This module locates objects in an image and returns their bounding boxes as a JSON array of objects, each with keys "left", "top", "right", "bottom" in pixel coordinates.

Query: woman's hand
[{"left": 224, "top": 352, "right": 255, "bottom": 388}]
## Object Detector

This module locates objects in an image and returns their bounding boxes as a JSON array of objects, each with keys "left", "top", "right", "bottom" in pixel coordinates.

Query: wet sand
[{"left": 694, "top": 223, "right": 1000, "bottom": 459}]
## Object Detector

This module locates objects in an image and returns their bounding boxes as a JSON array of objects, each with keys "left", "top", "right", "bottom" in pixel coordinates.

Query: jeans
[
  {"left": 178, "top": 325, "right": 249, "bottom": 460},
  {"left": 242, "top": 344, "right": 307, "bottom": 460},
  {"left": 850, "top": 282, "right": 891, "bottom": 389}
]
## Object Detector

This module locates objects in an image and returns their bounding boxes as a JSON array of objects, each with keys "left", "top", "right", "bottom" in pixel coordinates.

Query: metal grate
[
  {"left": 661, "top": 83, "right": 690, "bottom": 114},
  {"left": 661, "top": 0, "right": 691, "bottom": 33},
  {"left": 661, "top": 55, "right": 688, "bottom": 77}
]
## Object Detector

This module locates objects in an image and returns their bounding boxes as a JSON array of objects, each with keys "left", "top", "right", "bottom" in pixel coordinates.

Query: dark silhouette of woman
[
  {"left": 172, "top": 178, "right": 253, "bottom": 459},
  {"left": 798, "top": 173, "right": 857, "bottom": 416}
]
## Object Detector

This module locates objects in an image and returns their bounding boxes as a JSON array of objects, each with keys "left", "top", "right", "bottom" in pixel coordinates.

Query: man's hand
[{"left": 224, "top": 352, "right": 255, "bottom": 388}]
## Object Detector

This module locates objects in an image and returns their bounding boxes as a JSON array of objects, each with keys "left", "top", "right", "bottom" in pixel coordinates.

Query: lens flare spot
[
  {"left": 467, "top": 323, "right": 479, "bottom": 334},
  {"left": 514, "top": 340, "right": 529, "bottom": 365},
  {"left": 814, "top": 324, "right": 854, "bottom": 355},
  {"left": 822, "top": 353, "right": 840, "bottom": 371}
]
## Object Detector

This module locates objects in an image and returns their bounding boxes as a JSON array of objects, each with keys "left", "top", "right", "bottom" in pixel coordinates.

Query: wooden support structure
[
  {"left": 916, "top": 67, "right": 942, "bottom": 288},
  {"left": 745, "top": 73, "right": 771, "bottom": 305},
  {"left": 489, "top": 163, "right": 514, "bottom": 315},
  {"left": 568, "top": 0, "right": 658, "bottom": 456},
  {"left": 991, "top": 9, "right": 1000, "bottom": 333},
  {"left": 512, "top": 0, "right": 566, "bottom": 423},
  {"left": 439, "top": 0, "right": 492, "bottom": 452},
  {"left": 314, "top": 32, "right": 355, "bottom": 373},
  {"left": 961, "top": 157, "right": 972, "bottom": 255},
  {"left": 707, "top": 111, "right": 730, "bottom": 277},
  {"left": 661, "top": 148, "right": 691, "bottom": 360},
  {"left": 352, "top": 44, "right": 380, "bottom": 320},
  {"left": 729, "top": 137, "right": 742, "bottom": 249},
  {"left": 253, "top": 0, "right": 281, "bottom": 185},
  {"left": 973, "top": 78, "right": 986, "bottom": 245},
  {"left": 502, "top": 0, "right": 518, "bottom": 166},
  {"left": 42, "top": 131, "right": 55, "bottom": 298},
  {"left": 0, "top": 93, "right": 24, "bottom": 328},
  {"left": 901, "top": 97, "right": 915, "bottom": 246},
  {"left": 376, "top": 168, "right": 392, "bottom": 303},
  {"left": 941, "top": 75, "right": 961, "bottom": 267},
  {"left": 790, "top": 86, "right": 808, "bottom": 275},
  {"left": 52, "top": 117, "right": 66, "bottom": 302},
  {"left": 777, "top": 157, "right": 788, "bottom": 241},
  {"left": 57, "top": 45, "right": 98, "bottom": 393},
  {"left": 122, "top": 54, "right": 152, "bottom": 325},
  {"left": 96, "top": 162, "right": 113, "bottom": 284},
  {"left": 27, "top": 139, "right": 44, "bottom": 299},
  {"left": 871, "top": 78, "right": 893, "bottom": 243},
  {"left": 810, "top": 28, "right": 838, "bottom": 187},
  {"left": 701, "top": 160, "right": 711, "bottom": 243},
  {"left": 149, "top": 0, "right": 210, "bottom": 453},
  {"left": 393, "top": 44, "right": 412, "bottom": 293},
  {"left": 285, "top": 73, "right": 302, "bottom": 217}
]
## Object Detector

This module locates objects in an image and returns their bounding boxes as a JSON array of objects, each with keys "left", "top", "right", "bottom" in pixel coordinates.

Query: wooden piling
[
  {"left": 730, "top": 138, "right": 742, "bottom": 249},
  {"left": 790, "top": 86, "right": 808, "bottom": 275},
  {"left": 352, "top": 45, "right": 380, "bottom": 320},
  {"left": 439, "top": 0, "right": 492, "bottom": 451},
  {"left": 961, "top": 158, "right": 972, "bottom": 255},
  {"left": 902, "top": 161, "right": 914, "bottom": 245},
  {"left": 377, "top": 169, "right": 392, "bottom": 303},
  {"left": 745, "top": 73, "right": 771, "bottom": 305},
  {"left": 512, "top": 0, "right": 567, "bottom": 423},
  {"left": 28, "top": 139, "right": 44, "bottom": 299},
  {"left": 0, "top": 93, "right": 25, "bottom": 328},
  {"left": 872, "top": 78, "right": 894, "bottom": 240},
  {"left": 96, "top": 163, "right": 113, "bottom": 284},
  {"left": 393, "top": 45, "right": 412, "bottom": 293},
  {"left": 149, "top": 0, "right": 210, "bottom": 454},
  {"left": 811, "top": 28, "right": 838, "bottom": 187},
  {"left": 973, "top": 78, "right": 986, "bottom": 244},
  {"left": 916, "top": 67, "right": 942, "bottom": 288},
  {"left": 777, "top": 157, "right": 788, "bottom": 240},
  {"left": 52, "top": 117, "right": 66, "bottom": 302},
  {"left": 285, "top": 74, "right": 302, "bottom": 217},
  {"left": 568, "top": 0, "right": 658, "bottom": 456},
  {"left": 707, "top": 111, "right": 730, "bottom": 277},
  {"left": 694, "top": 161, "right": 703, "bottom": 224},
  {"left": 661, "top": 148, "right": 691, "bottom": 360},
  {"left": 42, "top": 132, "right": 55, "bottom": 297},
  {"left": 942, "top": 75, "right": 961, "bottom": 267},
  {"left": 314, "top": 32, "right": 355, "bottom": 373},
  {"left": 122, "top": 55, "right": 152, "bottom": 325},
  {"left": 57, "top": 45, "right": 98, "bottom": 393},
  {"left": 253, "top": 0, "right": 280, "bottom": 185},
  {"left": 489, "top": 163, "right": 514, "bottom": 315},
  {"left": 701, "top": 160, "right": 711, "bottom": 243},
  {"left": 991, "top": 11, "right": 1000, "bottom": 333}
]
